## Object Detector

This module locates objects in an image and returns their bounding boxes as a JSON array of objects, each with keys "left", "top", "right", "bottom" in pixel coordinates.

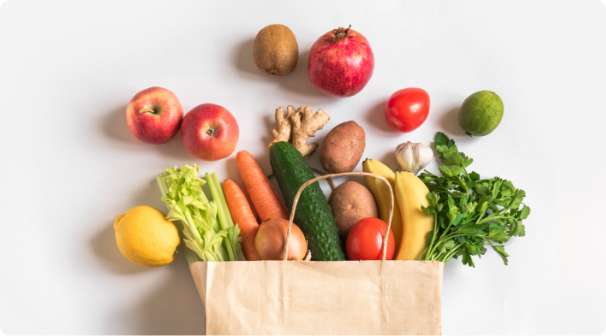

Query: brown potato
[
  {"left": 329, "top": 180, "right": 378, "bottom": 234},
  {"left": 319, "top": 121, "right": 366, "bottom": 173}
]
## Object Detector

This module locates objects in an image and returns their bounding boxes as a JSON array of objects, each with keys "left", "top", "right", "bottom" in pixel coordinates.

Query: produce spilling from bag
[{"left": 112, "top": 23, "right": 529, "bottom": 333}]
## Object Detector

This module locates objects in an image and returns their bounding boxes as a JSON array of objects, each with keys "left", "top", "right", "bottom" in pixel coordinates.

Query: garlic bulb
[{"left": 395, "top": 142, "right": 434, "bottom": 174}]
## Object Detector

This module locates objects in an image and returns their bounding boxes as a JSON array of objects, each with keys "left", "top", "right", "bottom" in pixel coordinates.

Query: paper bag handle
[{"left": 282, "top": 172, "right": 395, "bottom": 261}]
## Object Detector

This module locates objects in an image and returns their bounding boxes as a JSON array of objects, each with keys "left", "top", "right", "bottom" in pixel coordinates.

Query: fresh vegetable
[
  {"left": 319, "top": 121, "right": 366, "bottom": 173},
  {"left": 385, "top": 87, "right": 430, "bottom": 132},
  {"left": 269, "top": 105, "right": 330, "bottom": 156},
  {"left": 255, "top": 218, "right": 308, "bottom": 260},
  {"left": 269, "top": 141, "right": 346, "bottom": 260},
  {"left": 253, "top": 24, "right": 299, "bottom": 75},
  {"left": 157, "top": 164, "right": 243, "bottom": 262},
  {"left": 329, "top": 180, "right": 377, "bottom": 235},
  {"left": 126, "top": 87, "right": 183, "bottom": 144},
  {"left": 345, "top": 217, "right": 395, "bottom": 260},
  {"left": 308, "top": 26, "right": 374, "bottom": 97},
  {"left": 395, "top": 141, "right": 434, "bottom": 174},
  {"left": 420, "top": 132, "right": 529, "bottom": 266},
  {"left": 113, "top": 205, "right": 180, "bottom": 266},
  {"left": 181, "top": 103, "right": 239, "bottom": 161},
  {"left": 223, "top": 179, "right": 260, "bottom": 260},
  {"left": 236, "top": 150, "right": 287, "bottom": 221},
  {"left": 362, "top": 159, "right": 404, "bottom": 251},
  {"left": 459, "top": 90, "right": 504, "bottom": 136},
  {"left": 394, "top": 171, "right": 434, "bottom": 260}
]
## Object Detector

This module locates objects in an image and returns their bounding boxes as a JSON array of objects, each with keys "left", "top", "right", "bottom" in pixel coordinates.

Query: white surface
[{"left": 1, "top": 0, "right": 606, "bottom": 334}]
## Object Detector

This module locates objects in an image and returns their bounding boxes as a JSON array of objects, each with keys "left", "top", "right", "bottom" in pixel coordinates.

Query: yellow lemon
[{"left": 113, "top": 205, "right": 180, "bottom": 266}]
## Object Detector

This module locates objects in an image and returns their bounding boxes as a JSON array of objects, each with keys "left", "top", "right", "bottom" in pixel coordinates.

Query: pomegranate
[{"left": 308, "top": 26, "right": 374, "bottom": 97}]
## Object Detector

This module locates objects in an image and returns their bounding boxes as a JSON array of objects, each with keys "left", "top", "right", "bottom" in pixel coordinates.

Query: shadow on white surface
[
  {"left": 90, "top": 224, "right": 147, "bottom": 275},
  {"left": 123, "top": 255, "right": 203, "bottom": 334},
  {"left": 364, "top": 99, "right": 396, "bottom": 136},
  {"left": 378, "top": 149, "right": 398, "bottom": 171},
  {"left": 438, "top": 105, "right": 467, "bottom": 137},
  {"left": 89, "top": 178, "right": 166, "bottom": 274},
  {"left": 100, "top": 104, "right": 191, "bottom": 160},
  {"left": 231, "top": 38, "right": 331, "bottom": 100},
  {"left": 278, "top": 49, "right": 330, "bottom": 99},
  {"left": 89, "top": 179, "right": 203, "bottom": 333},
  {"left": 232, "top": 38, "right": 260, "bottom": 79},
  {"left": 261, "top": 112, "right": 275, "bottom": 149}
]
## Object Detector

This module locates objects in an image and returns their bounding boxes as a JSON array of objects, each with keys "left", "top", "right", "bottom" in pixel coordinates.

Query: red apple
[
  {"left": 125, "top": 87, "right": 183, "bottom": 144},
  {"left": 181, "top": 103, "right": 239, "bottom": 161}
]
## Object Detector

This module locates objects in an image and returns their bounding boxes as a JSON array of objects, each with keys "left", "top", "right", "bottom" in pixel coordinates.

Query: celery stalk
[{"left": 157, "top": 164, "right": 242, "bottom": 262}]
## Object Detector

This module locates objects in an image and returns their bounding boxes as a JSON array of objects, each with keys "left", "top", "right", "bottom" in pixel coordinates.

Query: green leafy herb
[
  {"left": 420, "top": 132, "right": 529, "bottom": 266},
  {"left": 157, "top": 164, "right": 243, "bottom": 262}
]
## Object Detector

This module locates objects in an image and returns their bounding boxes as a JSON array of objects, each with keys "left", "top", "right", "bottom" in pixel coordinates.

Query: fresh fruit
[
  {"left": 253, "top": 24, "right": 299, "bottom": 75},
  {"left": 269, "top": 141, "right": 345, "bottom": 260},
  {"left": 113, "top": 205, "right": 180, "bottom": 266},
  {"left": 362, "top": 159, "right": 404, "bottom": 251},
  {"left": 181, "top": 103, "right": 239, "bottom": 161},
  {"left": 319, "top": 121, "right": 366, "bottom": 173},
  {"left": 125, "top": 87, "right": 183, "bottom": 144},
  {"left": 255, "top": 218, "right": 308, "bottom": 260},
  {"left": 385, "top": 87, "right": 430, "bottom": 132},
  {"left": 394, "top": 171, "right": 434, "bottom": 260},
  {"left": 308, "top": 26, "right": 374, "bottom": 97},
  {"left": 329, "top": 180, "right": 377, "bottom": 235},
  {"left": 346, "top": 217, "right": 395, "bottom": 260},
  {"left": 459, "top": 90, "right": 504, "bottom": 136}
]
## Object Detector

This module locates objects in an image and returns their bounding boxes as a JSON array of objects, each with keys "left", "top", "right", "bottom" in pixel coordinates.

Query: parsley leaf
[{"left": 420, "top": 132, "right": 530, "bottom": 267}]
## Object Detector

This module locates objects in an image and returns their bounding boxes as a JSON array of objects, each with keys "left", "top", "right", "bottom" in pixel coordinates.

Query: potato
[
  {"left": 329, "top": 180, "right": 378, "bottom": 234},
  {"left": 319, "top": 121, "right": 365, "bottom": 173}
]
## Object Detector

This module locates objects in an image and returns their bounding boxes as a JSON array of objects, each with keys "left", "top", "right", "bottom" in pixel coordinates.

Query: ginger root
[{"left": 269, "top": 105, "right": 330, "bottom": 156}]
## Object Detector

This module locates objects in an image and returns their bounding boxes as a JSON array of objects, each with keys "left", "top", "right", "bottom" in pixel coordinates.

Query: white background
[{"left": 1, "top": 0, "right": 605, "bottom": 334}]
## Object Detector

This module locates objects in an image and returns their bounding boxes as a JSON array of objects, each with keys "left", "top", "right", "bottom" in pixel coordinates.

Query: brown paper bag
[
  {"left": 190, "top": 260, "right": 442, "bottom": 335},
  {"left": 189, "top": 172, "right": 443, "bottom": 334}
]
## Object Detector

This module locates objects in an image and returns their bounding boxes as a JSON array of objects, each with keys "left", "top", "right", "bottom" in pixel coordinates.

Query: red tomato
[
  {"left": 385, "top": 87, "right": 430, "bottom": 132},
  {"left": 346, "top": 217, "right": 395, "bottom": 260}
]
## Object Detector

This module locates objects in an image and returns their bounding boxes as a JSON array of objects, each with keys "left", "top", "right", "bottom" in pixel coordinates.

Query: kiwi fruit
[{"left": 253, "top": 24, "right": 298, "bottom": 75}]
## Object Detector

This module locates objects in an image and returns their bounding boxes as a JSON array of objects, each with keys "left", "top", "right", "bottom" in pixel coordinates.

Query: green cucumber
[{"left": 269, "top": 141, "right": 345, "bottom": 261}]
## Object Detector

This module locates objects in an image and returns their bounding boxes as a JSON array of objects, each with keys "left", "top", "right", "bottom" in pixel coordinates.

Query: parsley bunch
[{"left": 420, "top": 132, "right": 530, "bottom": 266}]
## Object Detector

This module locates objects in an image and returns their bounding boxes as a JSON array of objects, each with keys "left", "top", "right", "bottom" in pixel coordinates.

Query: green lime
[{"left": 459, "top": 90, "right": 504, "bottom": 136}]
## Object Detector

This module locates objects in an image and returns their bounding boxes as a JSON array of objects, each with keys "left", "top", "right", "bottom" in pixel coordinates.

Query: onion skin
[
  {"left": 308, "top": 27, "right": 374, "bottom": 97},
  {"left": 254, "top": 218, "right": 308, "bottom": 260}
]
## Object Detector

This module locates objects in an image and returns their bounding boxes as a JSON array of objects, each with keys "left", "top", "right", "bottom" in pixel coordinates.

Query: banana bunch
[
  {"left": 362, "top": 159, "right": 403, "bottom": 250},
  {"left": 363, "top": 159, "right": 433, "bottom": 260}
]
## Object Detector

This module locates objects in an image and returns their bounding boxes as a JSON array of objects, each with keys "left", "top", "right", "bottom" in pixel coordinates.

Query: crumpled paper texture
[{"left": 190, "top": 260, "right": 443, "bottom": 335}]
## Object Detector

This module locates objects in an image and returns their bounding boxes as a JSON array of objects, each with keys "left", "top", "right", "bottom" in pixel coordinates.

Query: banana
[
  {"left": 394, "top": 171, "right": 434, "bottom": 260},
  {"left": 362, "top": 159, "right": 403, "bottom": 251}
]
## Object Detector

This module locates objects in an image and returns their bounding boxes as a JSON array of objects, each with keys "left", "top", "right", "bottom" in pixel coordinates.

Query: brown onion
[{"left": 254, "top": 218, "right": 308, "bottom": 260}]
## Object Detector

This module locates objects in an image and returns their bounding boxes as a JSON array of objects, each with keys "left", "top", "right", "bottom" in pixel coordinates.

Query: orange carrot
[
  {"left": 236, "top": 150, "right": 287, "bottom": 221},
  {"left": 223, "top": 178, "right": 259, "bottom": 260}
]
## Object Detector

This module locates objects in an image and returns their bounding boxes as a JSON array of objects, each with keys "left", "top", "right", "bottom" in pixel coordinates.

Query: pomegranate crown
[{"left": 333, "top": 25, "right": 352, "bottom": 41}]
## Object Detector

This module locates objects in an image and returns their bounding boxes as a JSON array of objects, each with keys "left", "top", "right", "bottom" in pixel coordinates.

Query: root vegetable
[
  {"left": 236, "top": 150, "right": 287, "bottom": 221},
  {"left": 329, "top": 180, "right": 378, "bottom": 234},
  {"left": 319, "top": 121, "right": 366, "bottom": 173},
  {"left": 223, "top": 179, "right": 260, "bottom": 260},
  {"left": 269, "top": 105, "right": 330, "bottom": 156}
]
